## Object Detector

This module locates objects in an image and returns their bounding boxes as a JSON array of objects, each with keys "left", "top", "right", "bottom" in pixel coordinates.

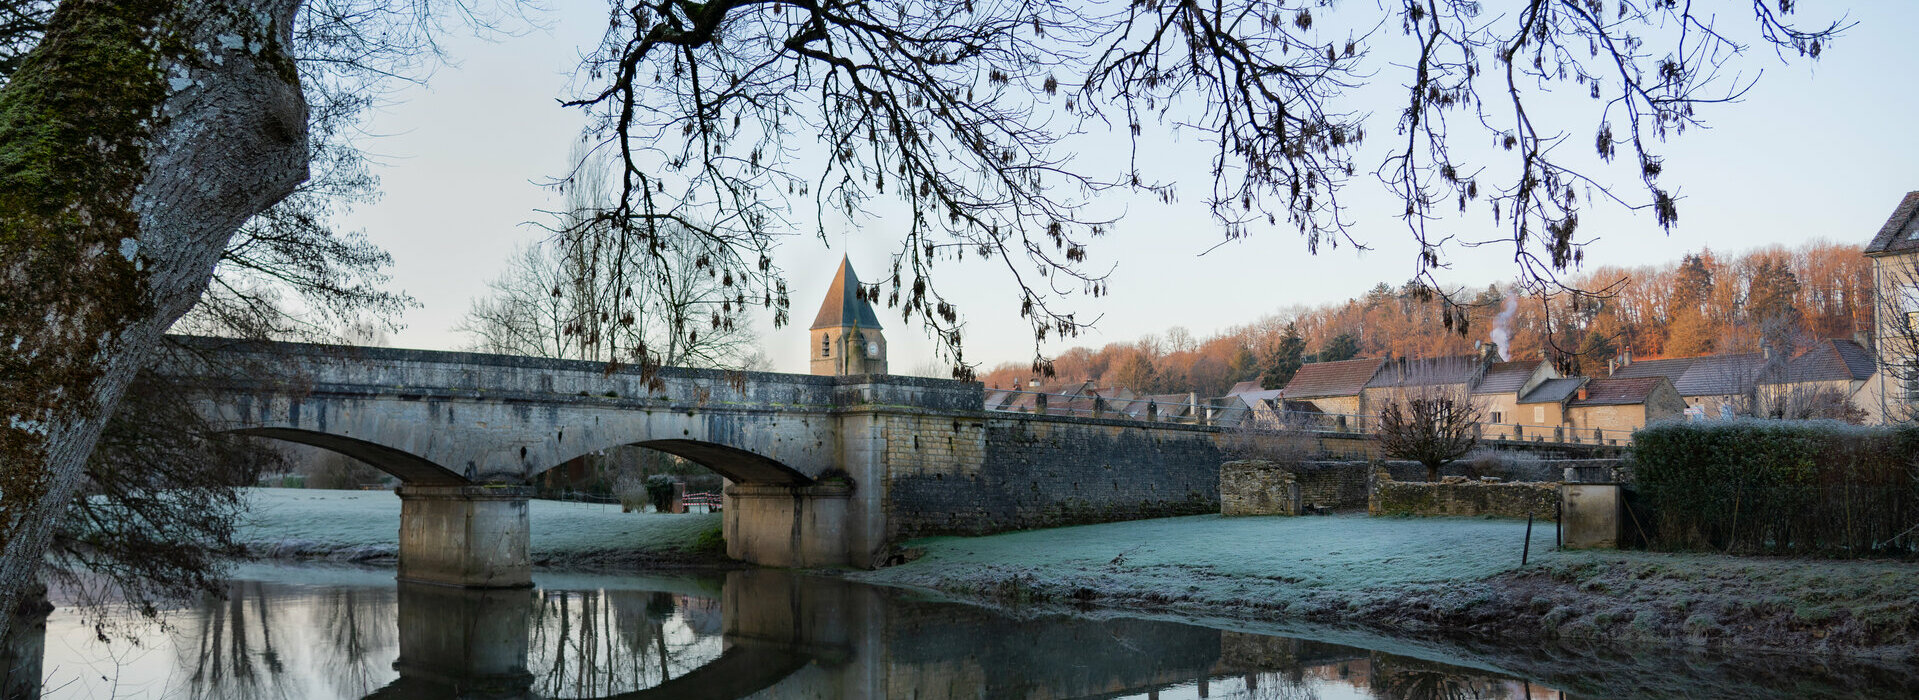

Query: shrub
[
  {"left": 643, "top": 474, "right": 680, "bottom": 512},
  {"left": 1631, "top": 420, "right": 1919, "bottom": 557}
]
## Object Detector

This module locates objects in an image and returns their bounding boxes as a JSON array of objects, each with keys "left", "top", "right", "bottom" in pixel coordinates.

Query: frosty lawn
[
  {"left": 858, "top": 513, "right": 1919, "bottom": 658},
  {"left": 863, "top": 513, "right": 1559, "bottom": 594},
  {"left": 236, "top": 488, "right": 720, "bottom": 562}
]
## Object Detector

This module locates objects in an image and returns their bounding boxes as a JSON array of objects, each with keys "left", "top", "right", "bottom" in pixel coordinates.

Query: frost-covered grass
[
  {"left": 858, "top": 513, "right": 1919, "bottom": 658},
  {"left": 864, "top": 513, "right": 1558, "bottom": 595},
  {"left": 236, "top": 487, "right": 720, "bottom": 563}
]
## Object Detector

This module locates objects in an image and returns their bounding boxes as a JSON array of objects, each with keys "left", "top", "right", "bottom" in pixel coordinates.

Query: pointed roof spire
[{"left": 810, "top": 256, "right": 884, "bottom": 330}]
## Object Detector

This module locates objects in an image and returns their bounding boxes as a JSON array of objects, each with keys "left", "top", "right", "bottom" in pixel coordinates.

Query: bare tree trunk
[{"left": 0, "top": 0, "right": 308, "bottom": 638}]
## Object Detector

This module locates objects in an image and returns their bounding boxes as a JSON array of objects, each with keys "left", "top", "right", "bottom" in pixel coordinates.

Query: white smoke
[{"left": 1488, "top": 294, "right": 1519, "bottom": 361}]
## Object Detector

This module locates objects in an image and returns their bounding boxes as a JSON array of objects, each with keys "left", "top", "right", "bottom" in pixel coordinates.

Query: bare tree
[
  {"left": 461, "top": 150, "right": 759, "bottom": 368},
  {"left": 566, "top": 0, "right": 1845, "bottom": 378},
  {"left": 1871, "top": 256, "right": 1919, "bottom": 424},
  {"left": 1376, "top": 388, "right": 1484, "bottom": 482},
  {"left": 0, "top": 0, "right": 450, "bottom": 637},
  {"left": 0, "top": 0, "right": 1853, "bottom": 639}
]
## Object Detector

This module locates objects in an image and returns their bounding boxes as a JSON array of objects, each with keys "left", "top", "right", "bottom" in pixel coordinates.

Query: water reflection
[{"left": 15, "top": 566, "right": 1919, "bottom": 699}]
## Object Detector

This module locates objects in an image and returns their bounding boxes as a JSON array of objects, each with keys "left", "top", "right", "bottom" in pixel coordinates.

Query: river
[{"left": 6, "top": 562, "right": 1915, "bottom": 699}]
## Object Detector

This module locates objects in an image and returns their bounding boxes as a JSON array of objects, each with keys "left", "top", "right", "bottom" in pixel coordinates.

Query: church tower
[{"left": 809, "top": 257, "right": 888, "bottom": 376}]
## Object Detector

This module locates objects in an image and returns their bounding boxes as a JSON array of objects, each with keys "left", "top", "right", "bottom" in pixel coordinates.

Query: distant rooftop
[{"left": 1284, "top": 357, "right": 1386, "bottom": 398}]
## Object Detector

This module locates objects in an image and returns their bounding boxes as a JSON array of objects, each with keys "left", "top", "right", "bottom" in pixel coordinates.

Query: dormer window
[{"left": 1905, "top": 215, "right": 1919, "bottom": 240}]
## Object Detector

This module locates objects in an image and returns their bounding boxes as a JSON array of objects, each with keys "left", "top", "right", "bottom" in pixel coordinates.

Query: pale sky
[{"left": 334, "top": 3, "right": 1919, "bottom": 375}]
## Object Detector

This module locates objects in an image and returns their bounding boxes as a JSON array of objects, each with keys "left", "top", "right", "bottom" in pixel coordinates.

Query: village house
[
  {"left": 1512, "top": 376, "right": 1588, "bottom": 438},
  {"left": 1280, "top": 357, "right": 1388, "bottom": 422},
  {"left": 1564, "top": 376, "right": 1687, "bottom": 441},
  {"left": 1608, "top": 352, "right": 1770, "bottom": 419},
  {"left": 1865, "top": 191, "right": 1919, "bottom": 423},
  {"left": 1357, "top": 354, "right": 1489, "bottom": 417},
  {"left": 1761, "top": 338, "right": 1879, "bottom": 420},
  {"left": 1468, "top": 359, "right": 1557, "bottom": 439}
]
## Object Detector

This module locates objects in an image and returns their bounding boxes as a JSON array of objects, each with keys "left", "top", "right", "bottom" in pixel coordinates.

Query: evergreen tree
[
  {"left": 1260, "top": 324, "right": 1308, "bottom": 389},
  {"left": 1317, "top": 333, "right": 1361, "bottom": 363},
  {"left": 1227, "top": 345, "right": 1260, "bottom": 382}
]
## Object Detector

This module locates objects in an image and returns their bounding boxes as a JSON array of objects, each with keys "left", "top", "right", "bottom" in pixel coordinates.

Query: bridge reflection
[{"left": 11, "top": 568, "right": 1590, "bottom": 700}]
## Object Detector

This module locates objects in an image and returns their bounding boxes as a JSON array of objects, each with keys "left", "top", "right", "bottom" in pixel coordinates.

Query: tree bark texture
[{"left": 0, "top": 0, "right": 308, "bottom": 636}]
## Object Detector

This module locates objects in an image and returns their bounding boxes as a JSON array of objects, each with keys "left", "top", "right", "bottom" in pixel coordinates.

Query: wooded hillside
[{"left": 979, "top": 241, "right": 1872, "bottom": 397}]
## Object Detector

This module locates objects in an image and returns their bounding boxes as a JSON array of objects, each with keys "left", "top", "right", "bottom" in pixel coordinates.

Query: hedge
[{"left": 1631, "top": 420, "right": 1919, "bottom": 556}]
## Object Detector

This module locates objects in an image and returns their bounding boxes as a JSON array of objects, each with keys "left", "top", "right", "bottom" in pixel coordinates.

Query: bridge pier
[
  {"left": 398, "top": 485, "right": 532, "bottom": 588},
  {"left": 724, "top": 481, "right": 861, "bottom": 568}
]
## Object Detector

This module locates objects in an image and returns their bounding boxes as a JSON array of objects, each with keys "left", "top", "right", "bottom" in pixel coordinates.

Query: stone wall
[
  {"left": 1220, "top": 461, "right": 1299, "bottom": 516},
  {"left": 1221, "top": 460, "right": 1373, "bottom": 516},
  {"left": 884, "top": 414, "right": 1223, "bottom": 537},
  {"left": 1368, "top": 473, "right": 1559, "bottom": 519}
]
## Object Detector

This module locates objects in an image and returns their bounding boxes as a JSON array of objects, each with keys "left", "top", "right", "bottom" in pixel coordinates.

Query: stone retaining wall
[
  {"left": 886, "top": 414, "right": 1223, "bottom": 537},
  {"left": 1368, "top": 472, "right": 1559, "bottom": 519},
  {"left": 1221, "top": 460, "right": 1374, "bottom": 516}
]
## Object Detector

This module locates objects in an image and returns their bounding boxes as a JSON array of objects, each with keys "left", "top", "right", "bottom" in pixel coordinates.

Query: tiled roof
[
  {"left": 1613, "top": 354, "right": 1765, "bottom": 397},
  {"left": 1472, "top": 359, "right": 1542, "bottom": 395},
  {"left": 1864, "top": 191, "right": 1919, "bottom": 257},
  {"left": 1364, "top": 355, "right": 1486, "bottom": 389},
  {"left": 1518, "top": 377, "right": 1586, "bottom": 404},
  {"left": 1232, "top": 388, "right": 1286, "bottom": 404},
  {"left": 1226, "top": 380, "right": 1265, "bottom": 396},
  {"left": 1779, "top": 338, "right": 1877, "bottom": 383},
  {"left": 1283, "top": 357, "right": 1385, "bottom": 398},
  {"left": 809, "top": 257, "right": 885, "bottom": 330},
  {"left": 1570, "top": 376, "right": 1670, "bottom": 407}
]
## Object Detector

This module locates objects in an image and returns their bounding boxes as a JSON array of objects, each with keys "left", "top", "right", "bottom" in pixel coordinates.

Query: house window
[
  {"left": 1489, "top": 411, "right": 1504, "bottom": 424},
  {"left": 821, "top": 333, "right": 831, "bottom": 357},
  {"left": 1905, "top": 376, "right": 1919, "bottom": 403},
  {"left": 1533, "top": 406, "right": 1545, "bottom": 423}
]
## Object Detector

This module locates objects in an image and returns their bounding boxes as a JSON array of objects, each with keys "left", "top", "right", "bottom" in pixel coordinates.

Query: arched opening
[
  {"left": 229, "top": 427, "right": 469, "bottom": 486},
  {"left": 529, "top": 439, "right": 814, "bottom": 511}
]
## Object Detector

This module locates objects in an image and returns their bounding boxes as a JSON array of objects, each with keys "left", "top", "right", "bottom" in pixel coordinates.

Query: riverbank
[
  {"left": 235, "top": 488, "right": 730, "bottom": 569},
  {"left": 236, "top": 490, "right": 1919, "bottom": 659},
  {"left": 854, "top": 513, "right": 1919, "bottom": 661}
]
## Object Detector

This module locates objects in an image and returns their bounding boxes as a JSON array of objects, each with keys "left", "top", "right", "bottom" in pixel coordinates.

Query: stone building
[
  {"left": 1357, "top": 354, "right": 1490, "bottom": 417},
  {"left": 1468, "top": 359, "right": 1556, "bottom": 437},
  {"left": 1513, "top": 377, "right": 1587, "bottom": 435},
  {"left": 1564, "top": 376, "right": 1686, "bottom": 438},
  {"left": 1280, "top": 357, "right": 1387, "bottom": 417},
  {"left": 1865, "top": 191, "right": 1919, "bottom": 422},
  {"left": 809, "top": 257, "right": 888, "bottom": 376}
]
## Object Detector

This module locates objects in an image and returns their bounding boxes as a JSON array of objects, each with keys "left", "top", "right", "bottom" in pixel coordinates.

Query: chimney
[
  {"left": 1623, "top": 348, "right": 1633, "bottom": 366},
  {"left": 1607, "top": 358, "right": 1617, "bottom": 376},
  {"left": 1576, "top": 387, "right": 1589, "bottom": 401}
]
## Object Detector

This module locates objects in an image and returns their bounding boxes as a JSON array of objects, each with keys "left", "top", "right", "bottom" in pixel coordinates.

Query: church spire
[
  {"left": 809, "top": 256, "right": 888, "bottom": 376},
  {"left": 809, "top": 256, "right": 883, "bottom": 330}
]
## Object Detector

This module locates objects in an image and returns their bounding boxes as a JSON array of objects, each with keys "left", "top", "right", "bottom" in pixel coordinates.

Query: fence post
[{"left": 1035, "top": 392, "right": 1048, "bottom": 414}]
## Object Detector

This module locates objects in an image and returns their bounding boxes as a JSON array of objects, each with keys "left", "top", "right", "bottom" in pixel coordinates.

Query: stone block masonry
[
  {"left": 883, "top": 413, "right": 1223, "bottom": 538},
  {"left": 1220, "top": 460, "right": 1372, "bottom": 515},
  {"left": 1369, "top": 472, "right": 1559, "bottom": 519},
  {"left": 1221, "top": 461, "right": 1300, "bottom": 516}
]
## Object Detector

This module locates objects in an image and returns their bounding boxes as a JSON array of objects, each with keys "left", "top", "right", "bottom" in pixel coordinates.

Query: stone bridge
[{"left": 165, "top": 337, "right": 1227, "bottom": 586}]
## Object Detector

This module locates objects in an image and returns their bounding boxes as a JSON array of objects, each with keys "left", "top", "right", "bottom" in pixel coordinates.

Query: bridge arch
[
  {"left": 536, "top": 438, "right": 815, "bottom": 487},
  {"left": 230, "top": 427, "right": 470, "bottom": 485}
]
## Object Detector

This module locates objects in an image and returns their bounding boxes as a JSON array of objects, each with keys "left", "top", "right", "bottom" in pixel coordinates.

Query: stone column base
[
  {"left": 397, "top": 485, "right": 533, "bottom": 588},
  {"left": 724, "top": 482, "right": 855, "bottom": 568}
]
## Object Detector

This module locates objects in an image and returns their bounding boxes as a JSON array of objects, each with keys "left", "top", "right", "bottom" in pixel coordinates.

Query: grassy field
[{"left": 858, "top": 513, "right": 1919, "bottom": 658}]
